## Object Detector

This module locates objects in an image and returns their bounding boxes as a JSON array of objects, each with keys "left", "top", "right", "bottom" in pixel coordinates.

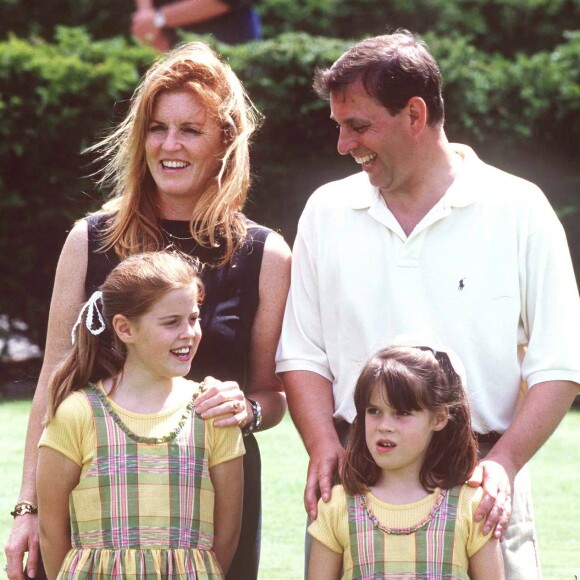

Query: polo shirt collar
[
  {"left": 347, "top": 174, "right": 377, "bottom": 209},
  {"left": 443, "top": 144, "right": 486, "bottom": 208},
  {"left": 345, "top": 143, "right": 486, "bottom": 210}
]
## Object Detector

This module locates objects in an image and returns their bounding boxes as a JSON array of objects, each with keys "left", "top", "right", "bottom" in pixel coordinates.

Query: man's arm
[
  {"left": 468, "top": 189, "right": 580, "bottom": 538},
  {"left": 281, "top": 370, "right": 345, "bottom": 519},
  {"left": 468, "top": 379, "right": 579, "bottom": 538},
  {"left": 132, "top": 0, "right": 230, "bottom": 49}
]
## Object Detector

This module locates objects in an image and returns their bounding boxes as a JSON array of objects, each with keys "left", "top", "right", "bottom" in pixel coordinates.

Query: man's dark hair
[{"left": 313, "top": 30, "right": 444, "bottom": 126}]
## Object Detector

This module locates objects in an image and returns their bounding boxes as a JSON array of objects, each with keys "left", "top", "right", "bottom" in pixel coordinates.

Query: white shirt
[{"left": 276, "top": 145, "right": 580, "bottom": 432}]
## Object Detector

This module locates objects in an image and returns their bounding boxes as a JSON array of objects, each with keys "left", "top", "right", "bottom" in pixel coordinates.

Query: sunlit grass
[{"left": 1, "top": 399, "right": 578, "bottom": 579}]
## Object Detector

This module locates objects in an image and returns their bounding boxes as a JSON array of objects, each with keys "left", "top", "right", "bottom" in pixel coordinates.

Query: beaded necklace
[
  {"left": 89, "top": 381, "right": 205, "bottom": 444},
  {"left": 359, "top": 488, "right": 448, "bottom": 535}
]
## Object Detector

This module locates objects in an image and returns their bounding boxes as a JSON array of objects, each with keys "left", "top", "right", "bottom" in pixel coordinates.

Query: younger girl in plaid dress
[
  {"left": 308, "top": 341, "right": 504, "bottom": 579},
  {"left": 36, "top": 252, "right": 245, "bottom": 579}
]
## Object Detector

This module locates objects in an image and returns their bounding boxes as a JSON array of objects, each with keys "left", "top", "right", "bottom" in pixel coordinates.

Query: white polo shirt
[{"left": 276, "top": 144, "right": 580, "bottom": 433}]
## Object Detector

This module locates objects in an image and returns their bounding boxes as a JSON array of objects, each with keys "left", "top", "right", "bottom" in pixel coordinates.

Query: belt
[
  {"left": 474, "top": 430, "right": 502, "bottom": 445},
  {"left": 335, "top": 421, "right": 352, "bottom": 446}
]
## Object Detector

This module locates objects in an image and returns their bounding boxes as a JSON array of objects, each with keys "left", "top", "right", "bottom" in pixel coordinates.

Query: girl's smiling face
[
  {"left": 364, "top": 382, "right": 447, "bottom": 482},
  {"left": 145, "top": 89, "right": 224, "bottom": 214},
  {"left": 122, "top": 284, "right": 202, "bottom": 380}
]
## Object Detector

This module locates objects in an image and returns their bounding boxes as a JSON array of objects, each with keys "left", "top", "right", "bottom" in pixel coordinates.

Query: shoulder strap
[{"left": 84, "top": 213, "right": 121, "bottom": 298}]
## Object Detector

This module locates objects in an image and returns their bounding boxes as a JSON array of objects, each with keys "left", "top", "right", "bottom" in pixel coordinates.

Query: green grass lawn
[{"left": 1, "top": 399, "right": 578, "bottom": 579}]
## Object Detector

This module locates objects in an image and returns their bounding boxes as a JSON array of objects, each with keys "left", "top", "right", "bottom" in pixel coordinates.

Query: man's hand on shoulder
[
  {"left": 467, "top": 458, "right": 515, "bottom": 541},
  {"left": 305, "top": 441, "right": 346, "bottom": 520}
]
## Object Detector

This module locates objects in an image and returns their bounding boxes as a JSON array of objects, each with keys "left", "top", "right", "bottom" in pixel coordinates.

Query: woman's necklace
[
  {"left": 359, "top": 488, "right": 448, "bottom": 535},
  {"left": 161, "top": 227, "right": 196, "bottom": 241}
]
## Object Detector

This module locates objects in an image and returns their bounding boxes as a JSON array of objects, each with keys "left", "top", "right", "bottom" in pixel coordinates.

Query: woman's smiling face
[{"left": 145, "top": 89, "right": 224, "bottom": 211}]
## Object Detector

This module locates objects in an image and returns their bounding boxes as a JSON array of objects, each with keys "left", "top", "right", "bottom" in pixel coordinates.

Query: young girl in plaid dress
[
  {"left": 36, "top": 252, "right": 245, "bottom": 579},
  {"left": 308, "top": 342, "right": 504, "bottom": 580}
]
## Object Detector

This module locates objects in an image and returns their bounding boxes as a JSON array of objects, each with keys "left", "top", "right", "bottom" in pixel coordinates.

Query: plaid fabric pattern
[
  {"left": 347, "top": 487, "right": 468, "bottom": 580},
  {"left": 59, "top": 386, "right": 222, "bottom": 579}
]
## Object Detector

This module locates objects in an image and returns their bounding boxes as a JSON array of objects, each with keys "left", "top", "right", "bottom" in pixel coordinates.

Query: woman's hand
[
  {"left": 4, "top": 516, "right": 39, "bottom": 580},
  {"left": 194, "top": 376, "right": 250, "bottom": 428}
]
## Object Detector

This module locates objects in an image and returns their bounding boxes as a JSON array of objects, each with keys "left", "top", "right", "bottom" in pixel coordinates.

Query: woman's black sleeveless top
[{"left": 84, "top": 213, "right": 272, "bottom": 388}]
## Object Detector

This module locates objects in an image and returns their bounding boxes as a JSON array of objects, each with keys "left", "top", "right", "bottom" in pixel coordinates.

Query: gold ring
[{"left": 233, "top": 401, "right": 240, "bottom": 412}]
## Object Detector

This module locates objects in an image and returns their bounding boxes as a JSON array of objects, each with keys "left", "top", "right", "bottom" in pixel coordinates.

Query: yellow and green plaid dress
[
  {"left": 57, "top": 385, "right": 225, "bottom": 579},
  {"left": 309, "top": 484, "right": 492, "bottom": 579}
]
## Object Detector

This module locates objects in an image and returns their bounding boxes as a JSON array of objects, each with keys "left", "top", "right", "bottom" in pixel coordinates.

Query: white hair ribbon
[{"left": 71, "top": 291, "right": 106, "bottom": 345}]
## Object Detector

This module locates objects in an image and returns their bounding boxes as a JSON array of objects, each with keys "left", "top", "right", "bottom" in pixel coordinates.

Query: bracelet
[
  {"left": 243, "top": 398, "right": 262, "bottom": 437},
  {"left": 10, "top": 501, "right": 38, "bottom": 518}
]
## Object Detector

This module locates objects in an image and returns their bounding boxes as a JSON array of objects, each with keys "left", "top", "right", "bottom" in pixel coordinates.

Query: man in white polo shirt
[{"left": 276, "top": 30, "right": 580, "bottom": 578}]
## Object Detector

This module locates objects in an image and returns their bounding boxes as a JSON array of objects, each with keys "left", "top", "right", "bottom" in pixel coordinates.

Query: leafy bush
[
  {"left": 0, "top": 29, "right": 156, "bottom": 342},
  {"left": 2, "top": 0, "right": 579, "bottom": 55},
  {"left": 1, "top": 29, "right": 579, "bottom": 345},
  {"left": 256, "top": 0, "right": 580, "bottom": 55},
  {"left": 0, "top": 0, "right": 133, "bottom": 41}
]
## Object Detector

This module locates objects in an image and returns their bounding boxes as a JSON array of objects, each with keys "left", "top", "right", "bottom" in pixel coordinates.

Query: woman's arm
[
  {"left": 242, "top": 231, "right": 291, "bottom": 429},
  {"left": 469, "top": 537, "right": 505, "bottom": 580},
  {"left": 5, "top": 221, "right": 88, "bottom": 580},
  {"left": 247, "top": 233, "right": 292, "bottom": 430},
  {"left": 195, "top": 232, "right": 291, "bottom": 430},
  {"left": 37, "top": 447, "right": 82, "bottom": 580},
  {"left": 210, "top": 456, "right": 244, "bottom": 573},
  {"left": 307, "top": 538, "right": 342, "bottom": 580}
]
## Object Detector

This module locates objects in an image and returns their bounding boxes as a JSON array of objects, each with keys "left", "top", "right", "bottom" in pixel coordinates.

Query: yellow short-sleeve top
[
  {"left": 309, "top": 484, "right": 493, "bottom": 577},
  {"left": 39, "top": 380, "right": 245, "bottom": 477}
]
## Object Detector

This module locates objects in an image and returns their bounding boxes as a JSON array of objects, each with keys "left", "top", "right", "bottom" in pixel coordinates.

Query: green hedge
[
  {"left": 2, "top": 0, "right": 579, "bottom": 55},
  {"left": 0, "top": 0, "right": 133, "bottom": 42},
  {"left": 0, "top": 29, "right": 157, "bottom": 344},
  {"left": 1, "top": 28, "right": 579, "bottom": 345},
  {"left": 258, "top": 0, "right": 580, "bottom": 55}
]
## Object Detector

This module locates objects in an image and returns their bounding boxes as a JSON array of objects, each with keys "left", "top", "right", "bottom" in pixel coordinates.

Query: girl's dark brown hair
[
  {"left": 46, "top": 252, "right": 203, "bottom": 421},
  {"left": 342, "top": 346, "right": 477, "bottom": 495}
]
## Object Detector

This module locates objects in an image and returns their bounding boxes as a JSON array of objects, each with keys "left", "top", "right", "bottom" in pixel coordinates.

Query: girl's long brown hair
[
  {"left": 342, "top": 346, "right": 477, "bottom": 495},
  {"left": 46, "top": 252, "right": 202, "bottom": 421}
]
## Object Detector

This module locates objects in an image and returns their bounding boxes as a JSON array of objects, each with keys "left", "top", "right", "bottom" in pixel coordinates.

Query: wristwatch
[
  {"left": 243, "top": 397, "right": 262, "bottom": 437},
  {"left": 153, "top": 9, "right": 166, "bottom": 29}
]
